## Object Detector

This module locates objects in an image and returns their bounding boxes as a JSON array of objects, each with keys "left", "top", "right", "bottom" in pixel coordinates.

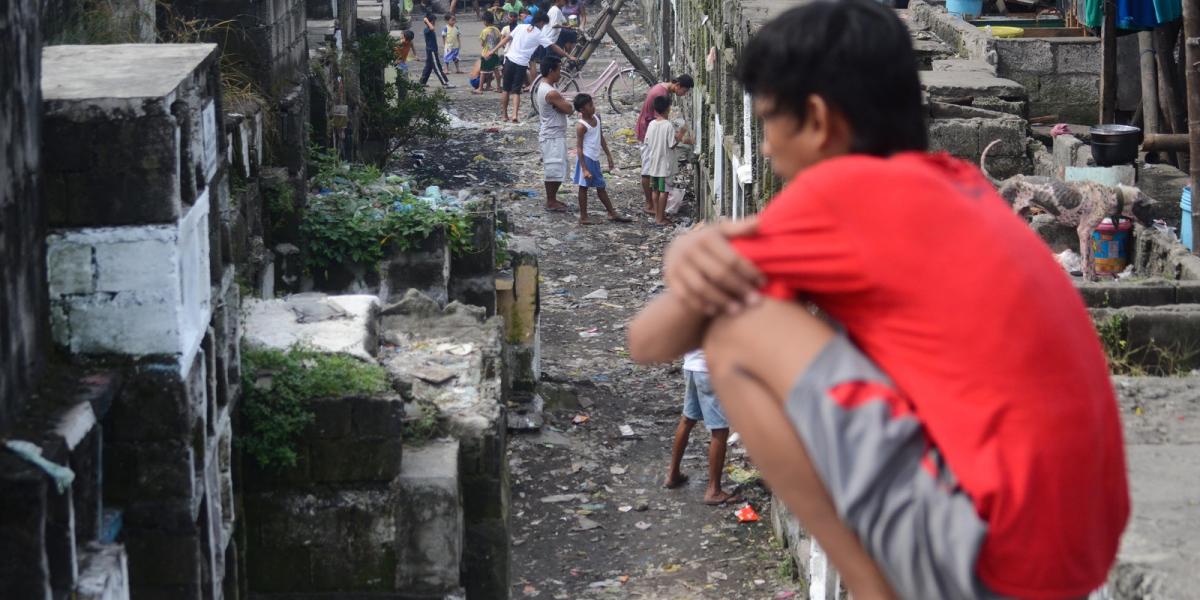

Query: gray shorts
[
  {"left": 540, "top": 137, "right": 567, "bottom": 183},
  {"left": 786, "top": 334, "right": 1006, "bottom": 600},
  {"left": 682, "top": 370, "right": 728, "bottom": 430}
]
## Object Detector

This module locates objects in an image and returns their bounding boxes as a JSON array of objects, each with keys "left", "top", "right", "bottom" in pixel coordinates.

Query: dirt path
[{"left": 398, "top": 9, "right": 799, "bottom": 598}]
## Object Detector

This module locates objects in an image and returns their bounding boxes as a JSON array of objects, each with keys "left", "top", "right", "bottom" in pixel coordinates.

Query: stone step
[
  {"left": 396, "top": 439, "right": 465, "bottom": 598},
  {"left": 920, "top": 69, "right": 1027, "bottom": 102}
]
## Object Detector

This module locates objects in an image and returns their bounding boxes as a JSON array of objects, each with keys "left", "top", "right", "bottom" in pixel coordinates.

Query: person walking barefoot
[{"left": 664, "top": 350, "right": 740, "bottom": 505}]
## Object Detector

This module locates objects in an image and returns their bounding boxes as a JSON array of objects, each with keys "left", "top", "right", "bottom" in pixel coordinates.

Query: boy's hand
[
  {"left": 583, "top": 167, "right": 594, "bottom": 181},
  {"left": 663, "top": 218, "right": 764, "bottom": 315}
]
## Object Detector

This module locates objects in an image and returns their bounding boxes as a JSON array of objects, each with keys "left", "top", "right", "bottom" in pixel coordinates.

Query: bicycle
[{"left": 528, "top": 29, "right": 654, "bottom": 113}]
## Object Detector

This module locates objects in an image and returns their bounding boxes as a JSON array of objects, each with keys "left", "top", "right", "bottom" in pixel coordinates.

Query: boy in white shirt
[
  {"left": 642, "top": 95, "right": 691, "bottom": 225},
  {"left": 665, "top": 350, "right": 740, "bottom": 505}
]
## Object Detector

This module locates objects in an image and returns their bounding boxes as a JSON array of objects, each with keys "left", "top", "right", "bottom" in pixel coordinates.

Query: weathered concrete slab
[
  {"left": 920, "top": 69, "right": 1026, "bottom": 101},
  {"left": 380, "top": 289, "right": 510, "bottom": 599},
  {"left": 243, "top": 294, "right": 380, "bottom": 361},
  {"left": 395, "top": 440, "right": 464, "bottom": 596},
  {"left": 41, "top": 44, "right": 217, "bottom": 103}
]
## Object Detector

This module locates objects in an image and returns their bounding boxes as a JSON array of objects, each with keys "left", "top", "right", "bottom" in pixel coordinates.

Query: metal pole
[
  {"left": 1184, "top": 0, "right": 1200, "bottom": 254},
  {"left": 1100, "top": 0, "right": 1118, "bottom": 124}
]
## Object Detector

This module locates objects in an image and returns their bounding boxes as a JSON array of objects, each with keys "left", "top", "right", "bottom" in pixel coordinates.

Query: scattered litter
[
  {"left": 522, "top": 583, "right": 538, "bottom": 596},
  {"left": 609, "top": 465, "right": 627, "bottom": 475},
  {"left": 435, "top": 342, "right": 474, "bottom": 355},
  {"left": 541, "top": 494, "right": 586, "bottom": 504},
  {"left": 634, "top": 501, "right": 649, "bottom": 512},
  {"left": 561, "top": 274, "right": 578, "bottom": 283},
  {"left": 619, "top": 424, "right": 636, "bottom": 438},
  {"left": 583, "top": 289, "right": 609, "bottom": 300},
  {"left": 707, "top": 571, "right": 728, "bottom": 582},
  {"left": 579, "top": 328, "right": 601, "bottom": 338},
  {"left": 578, "top": 503, "right": 606, "bottom": 512},
  {"left": 753, "top": 579, "right": 766, "bottom": 586},
  {"left": 413, "top": 365, "right": 457, "bottom": 385},
  {"left": 726, "top": 465, "right": 760, "bottom": 485},
  {"left": 1116, "top": 265, "right": 1135, "bottom": 280},
  {"left": 572, "top": 415, "right": 590, "bottom": 425},
  {"left": 635, "top": 521, "right": 652, "bottom": 530},
  {"left": 473, "top": 154, "right": 488, "bottom": 162},
  {"left": 618, "top": 505, "right": 634, "bottom": 513},
  {"left": 572, "top": 516, "right": 602, "bottom": 531},
  {"left": 735, "top": 504, "right": 761, "bottom": 523},
  {"left": 618, "top": 575, "right": 630, "bottom": 584},
  {"left": 1054, "top": 249, "right": 1084, "bottom": 275}
]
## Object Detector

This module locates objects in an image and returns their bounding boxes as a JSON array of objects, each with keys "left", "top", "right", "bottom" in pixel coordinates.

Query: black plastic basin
[{"left": 1089, "top": 124, "right": 1142, "bottom": 166}]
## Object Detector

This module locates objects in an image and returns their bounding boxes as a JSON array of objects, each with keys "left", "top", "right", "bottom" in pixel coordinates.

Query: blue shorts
[
  {"left": 444, "top": 47, "right": 460, "bottom": 63},
  {"left": 573, "top": 156, "right": 606, "bottom": 188},
  {"left": 682, "top": 370, "right": 728, "bottom": 430}
]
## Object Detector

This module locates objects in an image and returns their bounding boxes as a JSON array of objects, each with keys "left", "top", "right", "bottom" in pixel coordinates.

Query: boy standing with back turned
[
  {"left": 642, "top": 96, "right": 690, "bottom": 226},
  {"left": 628, "top": 0, "right": 1128, "bottom": 598}
]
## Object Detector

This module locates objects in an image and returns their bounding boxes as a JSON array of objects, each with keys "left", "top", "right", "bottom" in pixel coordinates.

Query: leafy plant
[
  {"left": 300, "top": 182, "right": 472, "bottom": 276},
  {"left": 240, "top": 347, "right": 389, "bottom": 469},
  {"left": 1095, "top": 314, "right": 1199, "bottom": 376},
  {"left": 356, "top": 33, "right": 449, "bottom": 166}
]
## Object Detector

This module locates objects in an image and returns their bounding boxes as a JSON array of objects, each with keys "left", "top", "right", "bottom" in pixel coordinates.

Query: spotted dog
[{"left": 981, "top": 140, "right": 1155, "bottom": 279}]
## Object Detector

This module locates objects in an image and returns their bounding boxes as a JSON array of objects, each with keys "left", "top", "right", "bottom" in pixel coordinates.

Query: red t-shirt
[
  {"left": 731, "top": 152, "right": 1129, "bottom": 599},
  {"left": 636, "top": 83, "right": 670, "bottom": 142}
]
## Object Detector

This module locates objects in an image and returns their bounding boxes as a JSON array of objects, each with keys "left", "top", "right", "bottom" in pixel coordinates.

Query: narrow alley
[{"left": 402, "top": 9, "right": 798, "bottom": 598}]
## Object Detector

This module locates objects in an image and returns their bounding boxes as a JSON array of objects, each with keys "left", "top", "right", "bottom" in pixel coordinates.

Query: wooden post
[
  {"left": 1100, "top": 0, "right": 1118, "bottom": 124},
  {"left": 1139, "top": 31, "right": 1160, "bottom": 135},
  {"left": 1184, "top": 0, "right": 1200, "bottom": 254}
]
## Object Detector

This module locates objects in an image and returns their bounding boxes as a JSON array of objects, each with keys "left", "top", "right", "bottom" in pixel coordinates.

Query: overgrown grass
[
  {"left": 1095, "top": 314, "right": 1199, "bottom": 376},
  {"left": 240, "top": 347, "right": 389, "bottom": 469}
]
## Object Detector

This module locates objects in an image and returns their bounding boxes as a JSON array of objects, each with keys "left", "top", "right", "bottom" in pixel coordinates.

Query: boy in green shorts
[
  {"left": 642, "top": 95, "right": 690, "bottom": 225},
  {"left": 476, "top": 12, "right": 503, "bottom": 93}
]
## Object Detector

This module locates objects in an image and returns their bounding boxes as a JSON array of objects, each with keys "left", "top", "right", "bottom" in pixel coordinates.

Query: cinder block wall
[{"left": 0, "top": 0, "right": 47, "bottom": 433}]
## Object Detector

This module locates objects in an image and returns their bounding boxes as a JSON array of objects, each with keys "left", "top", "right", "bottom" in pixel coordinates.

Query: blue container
[
  {"left": 1183, "top": 186, "right": 1194, "bottom": 251},
  {"left": 947, "top": 0, "right": 984, "bottom": 19}
]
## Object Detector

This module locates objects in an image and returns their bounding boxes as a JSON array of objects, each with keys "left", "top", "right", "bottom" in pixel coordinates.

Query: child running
[
  {"left": 442, "top": 14, "right": 462, "bottom": 74},
  {"left": 664, "top": 349, "right": 739, "bottom": 505},
  {"left": 628, "top": 0, "right": 1128, "bottom": 598},
  {"left": 642, "top": 96, "right": 690, "bottom": 225},
  {"left": 571, "top": 94, "right": 630, "bottom": 225}
]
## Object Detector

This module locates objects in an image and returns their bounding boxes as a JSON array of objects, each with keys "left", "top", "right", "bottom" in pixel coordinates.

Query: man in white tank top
[{"left": 535, "top": 57, "right": 574, "bottom": 212}]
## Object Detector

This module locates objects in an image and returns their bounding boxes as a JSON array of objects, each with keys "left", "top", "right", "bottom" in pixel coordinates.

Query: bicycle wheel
[
  {"left": 529, "top": 74, "right": 581, "bottom": 116},
  {"left": 607, "top": 68, "right": 655, "bottom": 114}
]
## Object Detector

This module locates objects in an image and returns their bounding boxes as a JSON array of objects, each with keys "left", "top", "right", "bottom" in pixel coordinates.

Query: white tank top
[
  {"left": 579, "top": 113, "right": 602, "bottom": 160},
  {"left": 537, "top": 81, "right": 568, "bottom": 142}
]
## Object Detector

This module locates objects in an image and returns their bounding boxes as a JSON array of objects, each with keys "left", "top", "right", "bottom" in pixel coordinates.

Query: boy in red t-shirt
[{"left": 627, "top": 1, "right": 1129, "bottom": 598}]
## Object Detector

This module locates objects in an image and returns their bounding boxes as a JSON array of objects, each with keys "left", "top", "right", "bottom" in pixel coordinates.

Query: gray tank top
[{"left": 537, "top": 81, "right": 568, "bottom": 142}]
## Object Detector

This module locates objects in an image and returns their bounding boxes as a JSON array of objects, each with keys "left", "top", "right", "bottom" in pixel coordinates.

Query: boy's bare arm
[
  {"left": 627, "top": 291, "right": 709, "bottom": 364},
  {"left": 576, "top": 123, "right": 591, "bottom": 178},
  {"left": 599, "top": 130, "right": 614, "bottom": 169}
]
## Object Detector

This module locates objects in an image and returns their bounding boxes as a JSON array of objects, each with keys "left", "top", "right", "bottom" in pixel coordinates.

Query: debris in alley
[{"left": 735, "top": 504, "right": 761, "bottom": 523}]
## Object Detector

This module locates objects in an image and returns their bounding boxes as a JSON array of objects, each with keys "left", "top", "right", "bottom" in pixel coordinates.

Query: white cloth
[
  {"left": 540, "top": 137, "right": 567, "bottom": 182},
  {"left": 546, "top": 4, "right": 565, "bottom": 43},
  {"left": 578, "top": 113, "right": 602, "bottom": 160},
  {"left": 537, "top": 80, "right": 569, "bottom": 142},
  {"left": 642, "top": 119, "right": 678, "bottom": 178},
  {"left": 683, "top": 350, "right": 708, "bottom": 373},
  {"left": 506, "top": 24, "right": 548, "bottom": 66}
]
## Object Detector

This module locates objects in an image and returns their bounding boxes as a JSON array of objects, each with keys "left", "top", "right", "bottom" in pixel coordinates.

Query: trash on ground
[
  {"left": 572, "top": 516, "right": 602, "bottom": 531},
  {"left": 583, "top": 289, "right": 609, "bottom": 300},
  {"left": 609, "top": 465, "right": 627, "bottom": 475},
  {"left": 635, "top": 521, "right": 652, "bottom": 530},
  {"left": 707, "top": 571, "right": 728, "bottom": 582},
  {"left": 619, "top": 424, "right": 636, "bottom": 438},
  {"left": 735, "top": 504, "right": 761, "bottom": 523},
  {"left": 572, "top": 414, "right": 590, "bottom": 425}
]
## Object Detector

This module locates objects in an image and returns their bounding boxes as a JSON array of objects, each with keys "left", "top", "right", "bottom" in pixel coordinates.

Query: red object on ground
[
  {"left": 734, "top": 504, "right": 760, "bottom": 523},
  {"left": 729, "top": 152, "right": 1129, "bottom": 599}
]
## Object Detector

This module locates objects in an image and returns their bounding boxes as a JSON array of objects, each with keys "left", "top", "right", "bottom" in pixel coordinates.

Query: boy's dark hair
[
  {"left": 483, "top": 12, "right": 495, "bottom": 24},
  {"left": 426, "top": 12, "right": 437, "bottom": 22},
  {"left": 736, "top": 0, "right": 926, "bottom": 155},
  {"left": 403, "top": 29, "right": 415, "bottom": 40},
  {"left": 672, "top": 74, "right": 694, "bottom": 90},
  {"left": 540, "top": 56, "right": 561, "bottom": 77},
  {"left": 652, "top": 95, "right": 671, "bottom": 116},
  {"left": 573, "top": 93, "right": 593, "bottom": 111},
  {"left": 444, "top": 13, "right": 452, "bottom": 20},
  {"left": 532, "top": 11, "right": 550, "bottom": 25}
]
